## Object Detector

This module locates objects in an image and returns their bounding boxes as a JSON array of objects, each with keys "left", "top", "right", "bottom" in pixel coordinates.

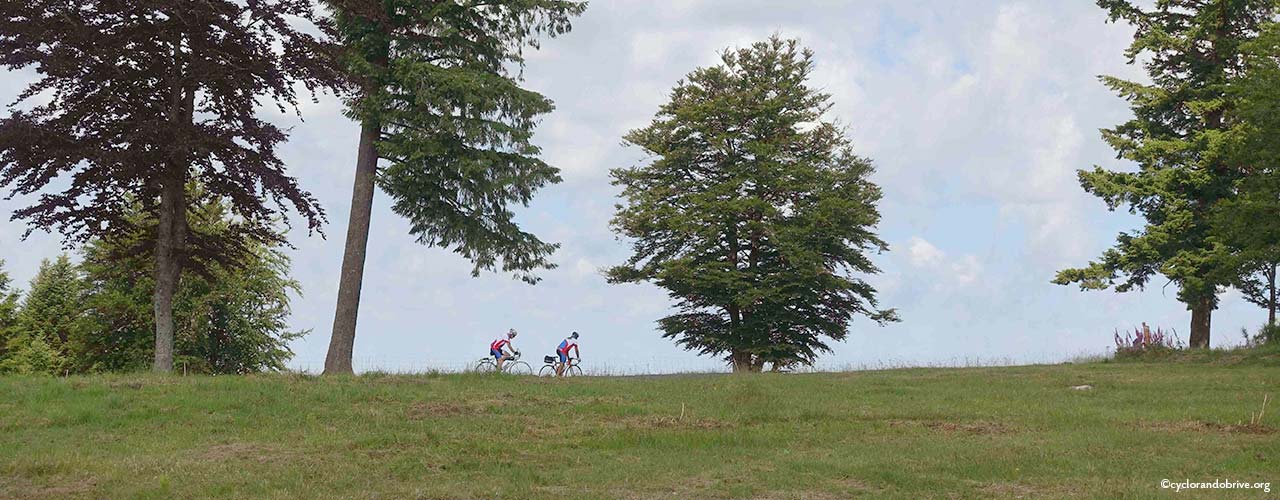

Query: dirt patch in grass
[
  {"left": 1, "top": 475, "right": 98, "bottom": 499},
  {"left": 406, "top": 402, "right": 467, "bottom": 419},
  {"left": 978, "top": 481, "right": 1076, "bottom": 499},
  {"left": 1135, "top": 419, "right": 1276, "bottom": 435},
  {"left": 889, "top": 419, "right": 1013, "bottom": 435},
  {"left": 200, "top": 442, "right": 286, "bottom": 463},
  {"left": 622, "top": 415, "right": 733, "bottom": 430}
]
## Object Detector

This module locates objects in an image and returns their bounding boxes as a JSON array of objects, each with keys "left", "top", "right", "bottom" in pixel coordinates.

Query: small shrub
[
  {"left": 1241, "top": 323, "right": 1280, "bottom": 348},
  {"left": 1259, "top": 323, "right": 1280, "bottom": 345}
]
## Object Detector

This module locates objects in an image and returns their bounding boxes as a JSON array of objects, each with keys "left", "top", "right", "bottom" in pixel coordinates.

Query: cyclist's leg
[
  {"left": 556, "top": 350, "right": 567, "bottom": 376},
  {"left": 492, "top": 349, "right": 506, "bottom": 371}
]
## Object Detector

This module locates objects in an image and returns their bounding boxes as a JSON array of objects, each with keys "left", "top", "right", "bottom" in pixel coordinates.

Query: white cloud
[
  {"left": 905, "top": 237, "right": 983, "bottom": 289},
  {"left": 908, "top": 237, "right": 945, "bottom": 268}
]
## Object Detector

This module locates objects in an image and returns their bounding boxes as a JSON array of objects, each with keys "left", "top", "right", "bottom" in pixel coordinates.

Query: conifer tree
[
  {"left": 320, "top": 0, "right": 585, "bottom": 374},
  {"left": 609, "top": 36, "right": 896, "bottom": 372},
  {"left": 1055, "top": 0, "right": 1280, "bottom": 348},
  {"left": 0, "top": 260, "right": 21, "bottom": 362},
  {"left": 1, "top": 255, "right": 85, "bottom": 374}
]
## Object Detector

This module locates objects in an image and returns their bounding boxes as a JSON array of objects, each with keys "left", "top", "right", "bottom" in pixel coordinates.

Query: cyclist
[
  {"left": 555, "top": 331, "right": 580, "bottom": 376},
  {"left": 490, "top": 329, "right": 519, "bottom": 371}
]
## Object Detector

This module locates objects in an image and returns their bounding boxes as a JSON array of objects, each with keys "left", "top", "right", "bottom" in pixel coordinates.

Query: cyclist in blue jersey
[{"left": 555, "top": 331, "right": 580, "bottom": 376}]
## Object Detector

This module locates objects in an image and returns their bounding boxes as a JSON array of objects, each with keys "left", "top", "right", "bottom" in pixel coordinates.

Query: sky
[{"left": 0, "top": 0, "right": 1268, "bottom": 373}]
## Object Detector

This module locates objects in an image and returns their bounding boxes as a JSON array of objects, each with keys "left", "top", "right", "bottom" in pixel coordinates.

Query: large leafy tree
[
  {"left": 320, "top": 0, "right": 586, "bottom": 374},
  {"left": 609, "top": 36, "right": 897, "bottom": 373},
  {"left": 1054, "top": 0, "right": 1279, "bottom": 348},
  {"left": 0, "top": 255, "right": 87, "bottom": 374},
  {"left": 76, "top": 198, "right": 307, "bottom": 374},
  {"left": 0, "top": 1, "right": 331, "bottom": 372}
]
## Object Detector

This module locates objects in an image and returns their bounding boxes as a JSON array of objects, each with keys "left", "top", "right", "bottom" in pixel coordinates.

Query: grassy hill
[{"left": 2, "top": 356, "right": 1277, "bottom": 499}]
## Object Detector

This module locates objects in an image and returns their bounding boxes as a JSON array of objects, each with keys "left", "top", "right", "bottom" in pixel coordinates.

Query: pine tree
[
  {"left": 609, "top": 36, "right": 897, "bottom": 372},
  {"left": 77, "top": 199, "right": 307, "bottom": 374},
  {"left": 1054, "top": 0, "right": 1280, "bottom": 348},
  {"left": 0, "top": 260, "right": 21, "bottom": 362},
  {"left": 1211, "top": 18, "right": 1280, "bottom": 327},
  {"left": 1, "top": 255, "right": 85, "bottom": 374},
  {"left": 0, "top": 1, "right": 332, "bottom": 372},
  {"left": 320, "top": 0, "right": 586, "bottom": 374}
]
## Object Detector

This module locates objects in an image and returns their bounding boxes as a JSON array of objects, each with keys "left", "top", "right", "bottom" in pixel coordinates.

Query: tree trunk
[
  {"left": 1268, "top": 263, "right": 1276, "bottom": 327},
  {"left": 153, "top": 48, "right": 193, "bottom": 373},
  {"left": 324, "top": 117, "right": 380, "bottom": 375},
  {"left": 729, "top": 350, "right": 753, "bottom": 373},
  {"left": 152, "top": 165, "right": 187, "bottom": 373},
  {"left": 1189, "top": 297, "right": 1212, "bottom": 349}
]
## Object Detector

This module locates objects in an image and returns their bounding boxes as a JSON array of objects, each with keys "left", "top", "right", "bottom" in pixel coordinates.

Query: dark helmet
[{"left": 570, "top": 331, "right": 579, "bottom": 339}]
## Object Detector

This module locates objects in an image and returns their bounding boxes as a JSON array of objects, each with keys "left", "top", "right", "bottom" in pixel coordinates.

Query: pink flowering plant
[{"left": 1114, "top": 322, "right": 1184, "bottom": 357}]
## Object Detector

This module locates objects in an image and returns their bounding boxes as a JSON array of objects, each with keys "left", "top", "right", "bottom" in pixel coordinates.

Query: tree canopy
[
  {"left": 609, "top": 36, "right": 897, "bottom": 372},
  {"left": 1210, "top": 18, "right": 1280, "bottom": 327}
]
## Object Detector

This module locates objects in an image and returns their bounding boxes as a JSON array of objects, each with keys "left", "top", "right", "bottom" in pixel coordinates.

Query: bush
[{"left": 1243, "top": 323, "right": 1280, "bottom": 347}]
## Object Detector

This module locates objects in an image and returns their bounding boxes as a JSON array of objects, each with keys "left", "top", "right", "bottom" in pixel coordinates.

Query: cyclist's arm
[
  {"left": 570, "top": 344, "right": 580, "bottom": 358},
  {"left": 505, "top": 343, "right": 517, "bottom": 356}
]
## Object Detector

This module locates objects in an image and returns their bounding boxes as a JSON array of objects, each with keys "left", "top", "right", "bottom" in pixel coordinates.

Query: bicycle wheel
[
  {"left": 474, "top": 358, "right": 496, "bottom": 373},
  {"left": 538, "top": 365, "right": 556, "bottom": 377},
  {"left": 505, "top": 361, "right": 533, "bottom": 376},
  {"left": 568, "top": 365, "right": 583, "bottom": 377}
]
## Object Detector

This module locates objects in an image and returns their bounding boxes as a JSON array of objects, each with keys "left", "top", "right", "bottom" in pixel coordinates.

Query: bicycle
[
  {"left": 475, "top": 351, "right": 533, "bottom": 375},
  {"left": 538, "top": 355, "right": 582, "bottom": 377}
]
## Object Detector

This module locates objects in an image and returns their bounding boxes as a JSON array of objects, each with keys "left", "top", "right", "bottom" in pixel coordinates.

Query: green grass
[{"left": 2, "top": 358, "right": 1278, "bottom": 499}]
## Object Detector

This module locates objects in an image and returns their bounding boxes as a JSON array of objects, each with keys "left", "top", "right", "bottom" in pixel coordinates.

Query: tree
[
  {"left": 1, "top": 255, "right": 86, "bottom": 374},
  {"left": 608, "top": 36, "right": 897, "bottom": 373},
  {"left": 0, "top": 260, "right": 22, "bottom": 362},
  {"left": 1212, "top": 19, "right": 1280, "bottom": 327},
  {"left": 1213, "top": 178, "right": 1280, "bottom": 326},
  {"left": 0, "top": 1, "right": 331, "bottom": 372},
  {"left": 320, "top": 0, "right": 586, "bottom": 374},
  {"left": 76, "top": 199, "right": 308, "bottom": 374},
  {"left": 1054, "top": 0, "right": 1279, "bottom": 348}
]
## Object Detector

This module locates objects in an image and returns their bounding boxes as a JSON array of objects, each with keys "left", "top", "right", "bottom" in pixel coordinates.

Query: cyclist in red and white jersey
[
  {"left": 555, "top": 331, "right": 580, "bottom": 376},
  {"left": 489, "top": 329, "right": 519, "bottom": 371}
]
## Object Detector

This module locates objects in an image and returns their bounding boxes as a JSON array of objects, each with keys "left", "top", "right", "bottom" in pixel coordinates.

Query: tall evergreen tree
[
  {"left": 320, "top": 0, "right": 585, "bottom": 374},
  {"left": 0, "top": 1, "right": 332, "bottom": 372},
  {"left": 0, "top": 260, "right": 21, "bottom": 362},
  {"left": 1, "top": 255, "right": 86, "bottom": 374},
  {"left": 1054, "top": 0, "right": 1279, "bottom": 348},
  {"left": 1211, "top": 18, "right": 1280, "bottom": 327},
  {"left": 609, "top": 36, "right": 897, "bottom": 372}
]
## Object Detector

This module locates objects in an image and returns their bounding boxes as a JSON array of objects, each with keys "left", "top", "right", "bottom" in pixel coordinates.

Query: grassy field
[{"left": 2, "top": 355, "right": 1278, "bottom": 499}]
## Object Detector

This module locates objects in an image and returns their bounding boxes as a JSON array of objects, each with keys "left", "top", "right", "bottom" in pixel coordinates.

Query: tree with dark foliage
[
  {"left": 610, "top": 36, "right": 897, "bottom": 372},
  {"left": 0, "top": 1, "right": 332, "bottom": 371},
  {"left": 320, "top": 0, "right": 585, "bottom": 374}
]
